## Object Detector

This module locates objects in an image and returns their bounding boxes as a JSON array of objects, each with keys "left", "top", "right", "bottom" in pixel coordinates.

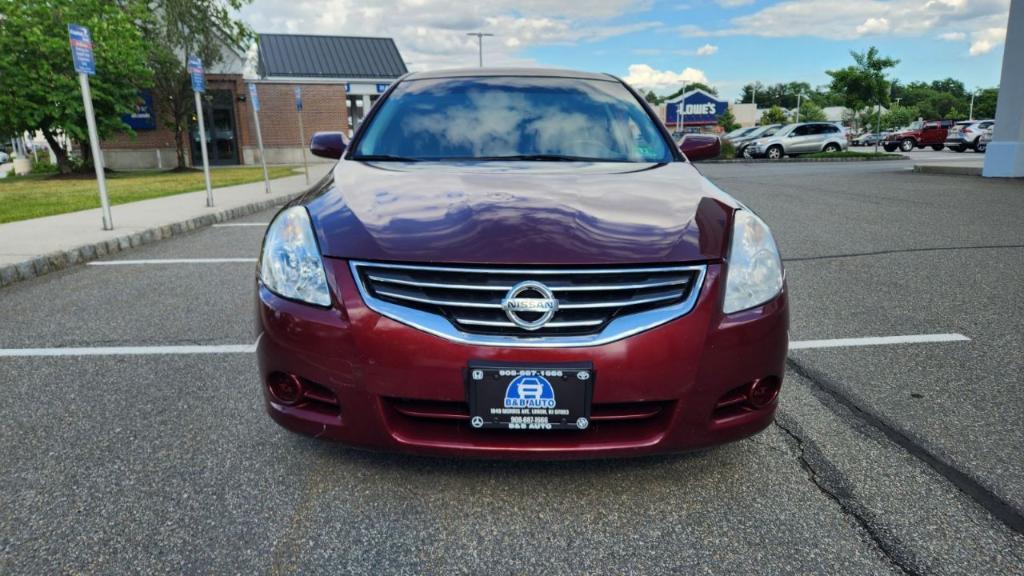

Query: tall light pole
[
  {"left": 466, "top": 32, "right": 494, "bottom": 67},
  {"left": 679, "top": 81, "right": 687, "bottom": 134},
  {"left": 969, "top": 89, "right": 977, "bottom": 120},
  {"left": 795, "top": 93, "right": 805, "bottom": 123}
]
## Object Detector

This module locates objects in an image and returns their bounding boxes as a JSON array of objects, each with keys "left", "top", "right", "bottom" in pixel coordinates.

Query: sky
[{"left": 239, "top": 0, "right": 1012, "bottom": 101}]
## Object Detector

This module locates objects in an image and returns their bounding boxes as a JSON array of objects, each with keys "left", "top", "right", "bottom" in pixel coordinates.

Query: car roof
[{"left": 403, "top": 67, "right": 616, "bottom": 82}]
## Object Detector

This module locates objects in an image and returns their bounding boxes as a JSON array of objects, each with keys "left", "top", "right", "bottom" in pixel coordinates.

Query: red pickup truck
[{"left": 883, "top": 120, "right": 950, "bottom": 152}]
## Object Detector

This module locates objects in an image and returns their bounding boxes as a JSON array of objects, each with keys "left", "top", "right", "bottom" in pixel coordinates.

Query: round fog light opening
[
  {"left": 748, "top": 377, "right": 780, "bottom": 408},
  {"left": 268, "top": 372, "right": 304, "bottom": 405}
]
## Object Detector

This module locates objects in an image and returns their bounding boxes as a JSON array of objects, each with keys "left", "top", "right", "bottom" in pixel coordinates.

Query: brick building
[{"left": 102, "top": 34, "right": 407, "bottom": 170}]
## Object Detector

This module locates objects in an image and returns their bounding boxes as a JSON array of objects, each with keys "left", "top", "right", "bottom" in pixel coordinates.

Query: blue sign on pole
[
  {"left": 248, "top": 83, "right": 260, "bottom": 112},
  {"left": 188, "top": 55, "right": 205, "bottom": 93},
  {"left": 376, "top": 83, "right": 388, "bottom": 93},
  {"left": 68, "top": 24, "right": 96, "bottom": 75},
  {"left": 294, "top": 87, "right": 303, "bottom": 112}
]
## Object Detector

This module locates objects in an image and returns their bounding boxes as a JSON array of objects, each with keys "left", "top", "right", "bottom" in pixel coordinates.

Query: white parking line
[
  {"left": 0, "top": 344, "right": 256, "bottom": 357},
  {"left": 89, "top": 258, "right": 257, "bottom": 265},
  {"left": 789, "top": 333, "right": 970, "bottom": 350},
  {"left": 0, "top": 334, "right": 970, "bottom": 358},
  {"left": 213, "top": 223, "right": 269, "bottom": 227}
]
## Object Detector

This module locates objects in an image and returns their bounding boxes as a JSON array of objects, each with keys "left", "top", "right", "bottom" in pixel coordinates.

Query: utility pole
[
  {"left": 466, "top": 32, "right": 494, "bottom": 67},
  {"left": 679, "top": 82, "right": 687, "bottom": 134},
  {"left": 795, "top": 93, "right": 804, "bottom": 123}
]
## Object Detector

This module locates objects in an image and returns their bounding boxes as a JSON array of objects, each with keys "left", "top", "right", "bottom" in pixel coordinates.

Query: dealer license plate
[{"left": 467, "top": 363, "right": 593, "bottom": 431}]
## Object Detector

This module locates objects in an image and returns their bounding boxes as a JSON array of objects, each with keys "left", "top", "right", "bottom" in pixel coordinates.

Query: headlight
[
  {"left": 259, "top": 206, "right": 331, "bottom": 306},
  {"left": 723, "top": 210, "right": 783, "bottom": 314}
]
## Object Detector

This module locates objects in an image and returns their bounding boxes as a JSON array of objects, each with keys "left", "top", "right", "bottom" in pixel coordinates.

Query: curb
[
  {"left": 0, "top": 193, "right": 299, "bottom": 290},
  {"left": 912, "top": 164, "right": 982, "bottom": 176},
  {"left": 698, "top": 155, "right": 908, "bottom": 164}
]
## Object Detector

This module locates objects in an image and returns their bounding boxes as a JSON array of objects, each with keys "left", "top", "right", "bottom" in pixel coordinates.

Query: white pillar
[{"left": 983, "top": 0, "right": 1024, "bottom": 178}]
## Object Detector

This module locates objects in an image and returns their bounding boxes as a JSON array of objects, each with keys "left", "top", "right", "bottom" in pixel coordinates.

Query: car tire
[
  {"left": 900, "top": 138, "right": 915, "bottom": 152},
  {"left": 823, "top": 143, "right": 841, "bottom": 153},
  {"left": 883, "top": 144, "right": 898, "bottom": 153},
  {"left": 931, "top": 144, "right": 944, "bottom": 151},
  {"left": 976, "top": 141, "right": 987, "bottom": 153},
  {"left": 766, "top": 145, "right": 783, "bottom": 160}
]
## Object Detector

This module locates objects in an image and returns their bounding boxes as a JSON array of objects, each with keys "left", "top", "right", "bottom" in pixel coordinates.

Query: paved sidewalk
[{"left": 0, "top": 164, "right": 331, "bottom": 286}]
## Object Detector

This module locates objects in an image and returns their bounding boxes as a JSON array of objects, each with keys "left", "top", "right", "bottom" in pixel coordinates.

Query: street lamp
[
  {"left": 795, "top": 93, "right": 808, "bottom": 123},
  {"left": 969, "top": 89, "right": 978, "bottom": 120},
  {"left": 679, "top": 81, "right": 687, "bottom": 134},
  {"left": 466, "top": 32, "right": 494, "bottom": 67}
]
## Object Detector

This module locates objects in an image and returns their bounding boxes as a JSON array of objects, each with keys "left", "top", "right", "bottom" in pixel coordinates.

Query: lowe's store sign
[{"left": 666, "top": 90, "right": 728, "bottom": 124}]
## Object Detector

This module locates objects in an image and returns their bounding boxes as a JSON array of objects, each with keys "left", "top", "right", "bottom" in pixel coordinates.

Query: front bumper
[{"left": 256, "top": 259, "right": 789, "bottom": 459}]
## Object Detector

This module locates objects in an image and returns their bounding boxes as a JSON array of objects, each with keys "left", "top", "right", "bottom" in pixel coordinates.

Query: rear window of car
[{"left": 352, "top": 76, "right": 672, "bottom": 163}]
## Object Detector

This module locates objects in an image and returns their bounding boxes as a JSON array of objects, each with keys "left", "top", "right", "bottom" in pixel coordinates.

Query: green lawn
[{"left": 0, "top": 166, "right": 299, "bottom": 224}]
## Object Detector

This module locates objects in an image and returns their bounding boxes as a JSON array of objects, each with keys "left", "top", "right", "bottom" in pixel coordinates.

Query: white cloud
[
  {"left": 940, "top": 31, "right": 966, "bottom": 40},
  {"left": 241, "top": 0, "right": 659, "bottom": 70},
  {"left": 696, "top": 43, "right": 719, "bottom": 56},
  {"left": 679, "top": 0, "right": 1010, "bottom": 43},
  {"left": 622, "top": 64, "right": 709, "bottom": 91},
  {"left": 969, "top": 26, "right": 1006, "bottom": 55},
  {"left": 856, "top": 17, "right": 890, "bottom": 35}
]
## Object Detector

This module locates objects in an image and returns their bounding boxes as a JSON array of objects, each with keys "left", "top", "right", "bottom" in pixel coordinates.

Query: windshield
[
  {"left": 909, "top": 121, "right": 924, "bottom": 130},
  {"left": 352, "top": 76, "right": 672, "bottom": 163}
]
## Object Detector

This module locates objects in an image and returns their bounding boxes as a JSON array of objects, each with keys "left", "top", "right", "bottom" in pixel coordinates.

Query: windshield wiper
[
  {"left": 452, "top": 154, "right": 614, "bottom": 162},
  {"left": 350, "top": 154, "right": 422, "bottom": 162}
]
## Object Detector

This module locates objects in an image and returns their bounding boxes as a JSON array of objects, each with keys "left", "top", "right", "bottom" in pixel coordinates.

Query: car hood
[{"left": 302, "top": 160, "right": 738, "bottom": 265}]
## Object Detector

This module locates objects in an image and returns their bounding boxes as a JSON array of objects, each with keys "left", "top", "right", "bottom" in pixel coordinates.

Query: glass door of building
[{"left": 191, "top": 90, "right": 239, "bottom": 166}]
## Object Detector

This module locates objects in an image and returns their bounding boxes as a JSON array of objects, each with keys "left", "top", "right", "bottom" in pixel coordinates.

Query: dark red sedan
[{"left": 256, "top": 68, "right": 788, "bottom": 459}]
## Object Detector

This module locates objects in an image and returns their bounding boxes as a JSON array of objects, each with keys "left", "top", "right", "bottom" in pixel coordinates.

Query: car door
[
  {"left": 786, "top": 125, "right": 813, "bottom": 153},
  {"left": 921, "top": 122, "right": 942, "bottom": 145}
]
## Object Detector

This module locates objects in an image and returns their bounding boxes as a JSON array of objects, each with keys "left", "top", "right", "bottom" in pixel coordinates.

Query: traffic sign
[
  {"left": 188, "top": 55, "right": 205, "bottom": 93},
  {"left": 294, "top": 87, "right": 303, "bottom": 111},
  {"left": 67, "top": 24, "right": 96, "bottom": 76},
  {"left": 248, "top": 83, "right": 260, "bottom": 112}
]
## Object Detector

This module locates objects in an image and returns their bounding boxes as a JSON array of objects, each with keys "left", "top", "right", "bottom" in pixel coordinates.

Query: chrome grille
[{"left": 350, "top": 261, "right": 707, "bottom": 347}]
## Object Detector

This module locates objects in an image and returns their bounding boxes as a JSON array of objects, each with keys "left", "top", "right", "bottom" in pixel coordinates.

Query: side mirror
[
  {"left": 310, "top": 131, "right": 347, "bottom": 159},
  {"left": 679, "top": 134, "right": 721, "bottom": 162}
]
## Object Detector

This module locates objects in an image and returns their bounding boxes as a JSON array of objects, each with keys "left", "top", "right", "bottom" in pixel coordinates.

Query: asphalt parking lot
[{"left": 2, "top": 160, "right": 1023, "bottom": 574}]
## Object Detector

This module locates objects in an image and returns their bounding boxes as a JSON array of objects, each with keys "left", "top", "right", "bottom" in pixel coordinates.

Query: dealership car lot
[{"left": 1, "top": 161, "right": 1022, "bottom": 573}]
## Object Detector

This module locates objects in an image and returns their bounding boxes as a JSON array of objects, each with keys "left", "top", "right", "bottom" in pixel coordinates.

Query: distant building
[{"left": 102, "top": 34, "right": 407, "bottom": 170}]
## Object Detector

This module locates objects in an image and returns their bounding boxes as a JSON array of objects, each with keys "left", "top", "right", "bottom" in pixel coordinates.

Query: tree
[
  {"left": 717, "top": 108, "right": 740, "bottom": 132},
  {"left": 794, "top": 100, "right": 827, "bottom": 122},
  {"left": 972, "top": 88, "right": 999, "bottom": 119},
  {"left": 0, "top": 0, "right": 152, "bottom": 173},
  {"left": 644, "top": 90, "right": 659, "bottom": 105},
  {"left": 826, "top": 46, "right": 899, "bottom": 111},
  {"left": 881, "top": 105, "right": 920, "bottom": 130},
  {"left": 760, "top": 106, "right": 789, "bottom": 125},
  {"left": 142, "top": 0, "right": 254, "bottom": 168}
]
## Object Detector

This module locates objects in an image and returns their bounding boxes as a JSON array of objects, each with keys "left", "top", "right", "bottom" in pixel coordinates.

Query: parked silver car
[
  {"left": 746, "top": 122, "right": 849, "bottom": 159},
  {"left": 729, "top": 123, "right": 784, "bottom": 158},
  {"left": 945, "top": 119, "right": 994, "bottom": 152}
]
